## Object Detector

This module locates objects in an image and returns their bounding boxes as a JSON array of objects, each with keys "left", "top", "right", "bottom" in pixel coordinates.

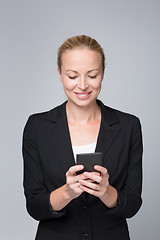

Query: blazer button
[
  {"left": 83, "top": 233, "right": 89, "bottom": 240},
  {"left": 81, "top": 206, "right": 88, "bottom": 214}
]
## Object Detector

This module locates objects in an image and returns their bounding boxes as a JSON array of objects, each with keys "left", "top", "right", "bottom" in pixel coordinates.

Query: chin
[{"left": 69, "top": 97, "right": 98, "bottom": 108}]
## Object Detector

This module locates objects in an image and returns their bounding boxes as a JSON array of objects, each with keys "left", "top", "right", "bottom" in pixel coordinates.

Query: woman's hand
[
  {"left": 79, "top": 165, "right": 109, "bottom": 197},
  {"left": 65, "top": 165, "right": 87, "bottom": 199},
  {"left": 79, "top": 165, "right": 118, "bottom": 208},
  {"left": 50, "top": 165, "right": 87, "bottom": 211}
]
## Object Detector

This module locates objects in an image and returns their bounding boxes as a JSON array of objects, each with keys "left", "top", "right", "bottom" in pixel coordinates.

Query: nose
[{"left": 78, "top": 77, "right": 88, "bottom": 90}]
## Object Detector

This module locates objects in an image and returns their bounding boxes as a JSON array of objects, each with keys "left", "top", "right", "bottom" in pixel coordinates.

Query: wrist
[
  {"left": 100, "top": 185, "right": 118, "bottom": 208},
  {"left": 50, "top": 184, "right": 73, "bottom": 211},
  {"left": 63, "top": 184, "right": 73, "bottom": 201}
]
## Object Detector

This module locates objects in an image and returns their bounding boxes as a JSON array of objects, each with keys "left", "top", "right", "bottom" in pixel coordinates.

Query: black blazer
[{"left": 22, "top": 100, "right": 143, "bottom": 240}]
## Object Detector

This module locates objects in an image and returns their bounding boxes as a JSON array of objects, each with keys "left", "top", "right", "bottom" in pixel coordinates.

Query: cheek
[
  {"left": 63, "top": 79, "right": 77, "bottom": 90},
  {"left": 92, "top": 79, "right": 102, "bottom": 90}
]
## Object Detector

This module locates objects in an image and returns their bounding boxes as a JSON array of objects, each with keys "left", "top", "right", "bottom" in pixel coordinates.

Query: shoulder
[
  {"left": 102, "top": 104, "right": 143, "bottom": 142},
  {"left": 23, "top": 101, "right": 67, "bottom": 133},
  {"left": 27, "top": 101, "right": 66, "bottom": 122},
  {"left": 112, "top": 107, "right": 142, "bottom": 132},
  {"left": 98, "top": 100, "right": 141, "bottom": 128},
  {"left": 109, "top": 106, "right": 140, "bottom": 122}
]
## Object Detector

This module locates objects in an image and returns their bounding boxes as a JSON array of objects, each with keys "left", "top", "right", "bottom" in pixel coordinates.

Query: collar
[{"left": 44, "top": 99, "right": 120, "bottom": 126}]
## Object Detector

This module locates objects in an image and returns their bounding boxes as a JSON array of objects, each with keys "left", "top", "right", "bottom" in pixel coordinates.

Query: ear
[
  {"left": 57, "top": 68, "right": 62, "bottom": 82},
  {"left": 101, "top": 74, "right": 104, "bottom": 81},
  {"left": 101, "top": 66, "right": 105, "bottom": 81}
]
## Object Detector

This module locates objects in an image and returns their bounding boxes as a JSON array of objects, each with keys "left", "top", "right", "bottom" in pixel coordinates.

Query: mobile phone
[{"left": 76, "top": 152, "right": 103, "bottom": 174}]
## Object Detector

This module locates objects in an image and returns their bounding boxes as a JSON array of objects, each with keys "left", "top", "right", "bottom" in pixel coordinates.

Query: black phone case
[{"left": 76, "top": 152, "right": 103, "bottom": 174}]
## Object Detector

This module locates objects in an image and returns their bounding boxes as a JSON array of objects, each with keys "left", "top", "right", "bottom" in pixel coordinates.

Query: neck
[{"left": 66, "top": 100, "right": 101, "bottom": 123}]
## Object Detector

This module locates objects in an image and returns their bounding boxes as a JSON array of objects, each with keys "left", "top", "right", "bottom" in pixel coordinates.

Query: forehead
[{"left": 61, "top": 47, "right": 102, "bottom": 71}]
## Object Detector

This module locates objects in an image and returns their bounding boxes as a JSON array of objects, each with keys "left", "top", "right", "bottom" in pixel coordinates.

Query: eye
[
  {"left": 68, "top": 76, "right": 77, "bottom": 79},
  {"left": 89, "top": 75, "right": 97, "bottom": 79}
]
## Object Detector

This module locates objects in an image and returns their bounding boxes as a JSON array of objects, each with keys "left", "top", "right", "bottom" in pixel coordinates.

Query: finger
[
  {"left": 79, "top": 179, "right": 100, "bottom": 191},
  {"left": 79, "top": 184, "right": 99, "bottom": 197},
  {"left": 70, "top": 181, "right": 84, "bottom": 190},
  {"left": 90, "top": 171, "right": 101, "bottom": 176},
  {"left": 71, "top": 173, "right": 88, "bottom": 183},
  {"left": 67, "top": 182, "right": 84, "bottom": 195},
  {"left": 67, "top": 165, "right": 84, "bottom": 176},
  {"left": 83, "top": 179, "right": 98, "bottom": 183},
  {"left": 83, "top": 171, "right": 102, "bottom": 183},
  {"left": 94, "top": 165, "right": 109, "bottom": 177}
]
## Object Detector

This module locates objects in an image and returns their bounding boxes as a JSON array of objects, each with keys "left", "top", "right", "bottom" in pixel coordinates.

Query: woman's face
[{"left": 58, "top": 47, "right": 104, "bottom": 108}]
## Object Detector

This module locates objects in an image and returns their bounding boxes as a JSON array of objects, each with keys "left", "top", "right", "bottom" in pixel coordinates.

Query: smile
[
  {"left": 75, "top": 92, "right": 91, "bottom": 99},
  {"left": 78, "top": 94, "right": 88, "bottom": 96}
]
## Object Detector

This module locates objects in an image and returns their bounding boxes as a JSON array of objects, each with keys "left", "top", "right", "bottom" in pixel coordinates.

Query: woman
[{"left": 22, "top": 35, "right": 143, "bottom": 240}]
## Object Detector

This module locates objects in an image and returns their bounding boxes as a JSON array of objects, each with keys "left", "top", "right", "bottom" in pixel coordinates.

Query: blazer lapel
[
  {"left": 44, "top": 101, "right": 88, "bottom": 204},
  {"left": 87, "top": 100, "right": 121, "bottom": 204},
  {"left": 44, "top": 101, "right": 75, "bottom": 186},
  {"left": 95, "top": 100, "right": 121, "bottom": 167}
]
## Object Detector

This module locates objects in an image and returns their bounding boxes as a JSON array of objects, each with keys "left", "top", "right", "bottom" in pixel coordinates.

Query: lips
[{"left": 75, "top": 91, "right": 91, "bottom": 99}]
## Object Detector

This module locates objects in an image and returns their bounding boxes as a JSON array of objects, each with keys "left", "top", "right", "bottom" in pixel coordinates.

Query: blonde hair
[{"left": 57, "top": 35, "right": 105, "bottom": 73}]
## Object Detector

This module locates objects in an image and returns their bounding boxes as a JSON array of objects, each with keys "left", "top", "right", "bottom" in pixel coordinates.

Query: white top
[{"left": 72, "top": 142, "right": 96, "bottom": 163}]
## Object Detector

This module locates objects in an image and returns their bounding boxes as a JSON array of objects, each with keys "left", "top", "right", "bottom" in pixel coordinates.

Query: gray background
[{"left": 0, "top": 0, "right": 159, "bottom": 239}]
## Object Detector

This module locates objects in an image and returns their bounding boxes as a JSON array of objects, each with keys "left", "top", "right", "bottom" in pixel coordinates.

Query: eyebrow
[{"left": 66, "top": 69, "right": 99, "bottom": 73}]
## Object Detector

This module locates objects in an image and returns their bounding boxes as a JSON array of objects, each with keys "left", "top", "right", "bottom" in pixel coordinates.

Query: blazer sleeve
[
  {"left": 22, "top": 115, "right": 66, "bottom": 221},
  {"left": 106, "top": 117, "right": 143, "bottom": 218}
]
